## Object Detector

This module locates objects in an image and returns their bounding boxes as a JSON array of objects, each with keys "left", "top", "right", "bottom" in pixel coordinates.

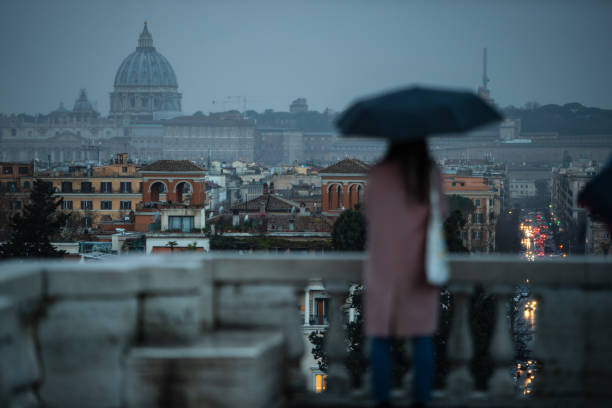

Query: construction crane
[{"left": 221, "top": 96, "right": 260, "bottom": 112}]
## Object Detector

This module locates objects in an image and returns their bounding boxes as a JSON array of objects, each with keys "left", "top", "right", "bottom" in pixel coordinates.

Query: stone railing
[{"left": 1, "top": 254, "right": 611, "bottom": 407}]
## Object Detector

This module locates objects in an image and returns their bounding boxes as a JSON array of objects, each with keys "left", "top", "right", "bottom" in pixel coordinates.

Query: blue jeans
[{"left": 370, "top": 336, "right": 433, "bottom": 404}]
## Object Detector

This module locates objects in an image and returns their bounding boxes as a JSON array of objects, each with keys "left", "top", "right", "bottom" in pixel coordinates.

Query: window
[
  {"left": 18, "top": 167, "right": 29, "bottom": 175},
  {"left": 80, "top": 200, "right": 93, "bottom": 210},
  {"left": 122, "top": 166, "right": 128, "bottom": 173},
  {"left": 120, "top": 200, "right": 132, "bottom": 210},
  {"left": 120, "top": 182, "right": 132, "bottom": 193},
  {"left": 474, "top": 199, "right": 481, "bottom": 207},
  {"left": 23, "top": 181, "right": 30, "bottom": 190},
  {"left": 311, "top": 297, "right": 329, "bottom": 325},
  {"left": 10, "top": 200, "right": 21, "bottom": 210},
  {"left": 168, "top": 216, "right": 194, "bottom": 232},
  {"left": 61, "top": 182, "right": 73, "bottom": 193},
  {"left": 7, "top": 182, "right": 17, "bottom": 192},
  {"left": 101, "top": 201, "right": 112, "bottom": 210},
  {"left": 100, "top": 182, "right": 112, "bottom": 193},
  {"left": 62, "top": 200, "right": 73, "bottom": 210},
  {"left": 11, "top": 128, "right": 16, "bottom": 136},
  {"left": 2, "top": 166, "right": 13, "bottom": 174},
  {"left": 314, "top": 373, "right": 327, "bottom": 394},
  {"left": 489, "top": 199, "right": 493, "bottom": 206},
  {"left": 452, "top": 182, "right": 456, "bottom": 187},
  {"left": 473, "top": 231, "right": 482, "bottom": 240},
  {"left": 81, "top": 181, "right": 93, "bottom": 193},
  {"left": 474, "top": 213, "right": 483, "bottom": 224},
  {"left": 82, "top": 217, "right": 91, "bottom": 228}
]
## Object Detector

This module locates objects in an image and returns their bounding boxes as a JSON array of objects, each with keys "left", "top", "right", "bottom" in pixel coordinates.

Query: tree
[
  {"left": 0, "top": 179, "right": 66, "bottom": 258},
  {"left": 331, "top": 204, "right": 366, "bottom": 251},
  {"left": 166, "top": 241, "right": 178, "bottom": 252},
  {"left": 443, "top": 195, "right": 474, "bottom": 253}
]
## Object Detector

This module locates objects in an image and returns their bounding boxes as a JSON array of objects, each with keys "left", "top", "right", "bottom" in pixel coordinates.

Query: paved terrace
[{"left": 1, "top": 254, "right": 611, "bottom": 407}]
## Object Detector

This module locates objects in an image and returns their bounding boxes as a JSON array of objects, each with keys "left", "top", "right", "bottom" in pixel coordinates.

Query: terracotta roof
[
  {"left": 231, "top": 194, "right": 300, "bottom": 213},
  {"left": 319, "top": 158, "right": 370, "bottom": 174},
  {"left": 266, "top": 215, "right": 334, "bottom": 232},
  {"left": 140, "top": 160, "right": 205, "bottom": 172}
]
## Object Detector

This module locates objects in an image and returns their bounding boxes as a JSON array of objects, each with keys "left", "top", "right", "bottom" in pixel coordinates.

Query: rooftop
[
  {"left": 231, "top": 194, "right": 300, "bottom": 212},
  {"left": 319, "top": 158, "right": 370, "bottom": 174},
  {"left": 140, "top": 160, "right": 205, "bottom": 172}
]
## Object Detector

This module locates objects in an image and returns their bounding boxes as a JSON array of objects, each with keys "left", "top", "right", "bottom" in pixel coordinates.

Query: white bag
[{"left": 425, "top": 171, "right": 449, "bottom": 286}]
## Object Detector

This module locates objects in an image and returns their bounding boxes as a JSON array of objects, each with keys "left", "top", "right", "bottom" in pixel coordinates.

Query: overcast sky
[{"left": 1, "top": 0, "right": 611, "bottom": 115}]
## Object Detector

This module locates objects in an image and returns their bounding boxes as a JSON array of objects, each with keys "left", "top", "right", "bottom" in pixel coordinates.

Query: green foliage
[
  {"left": 166, "top": 241, "right": 178, "bottom": 252},
  {"left": 210, "top": 235, "right": 332, "bottom": 251},
  {"left": 0, "top": 179, "right": 66, "bottom": 258},
  {"left": 443, "top": 195, "right": 474, "bottom": 253},
  {"left": 308, "top": 330, "right": 327, "bottom": 372},
  {"left": 187, "top": 241, "right": 198, "bottom": 251},
  {"left": 503, "top": 103, "right": 612, "bottom": 135},
  {"left": 332, "top": 204, "right": 366, "bottom": 251},
  {"left": 447, "top": 194, "right": 475, "bottom": 218}
]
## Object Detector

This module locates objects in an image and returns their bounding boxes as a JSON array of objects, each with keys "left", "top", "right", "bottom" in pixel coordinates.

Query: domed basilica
[{"left": 110, "top": 22, "right": 182, "bottom": 120}]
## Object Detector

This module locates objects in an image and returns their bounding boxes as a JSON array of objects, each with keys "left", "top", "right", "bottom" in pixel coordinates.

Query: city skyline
[{"left": 1, "top": 0, "right": 612, "bottom": 116}]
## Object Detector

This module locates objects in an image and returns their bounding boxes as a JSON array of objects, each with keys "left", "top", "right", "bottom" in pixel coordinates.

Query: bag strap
[{"left": 429, "top": 168, "right": 440, "bottom": 216}]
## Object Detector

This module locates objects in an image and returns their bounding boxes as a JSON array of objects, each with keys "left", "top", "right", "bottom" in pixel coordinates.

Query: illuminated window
[{"left": 314, "top": 373, "right": 327, "bottom": 393}]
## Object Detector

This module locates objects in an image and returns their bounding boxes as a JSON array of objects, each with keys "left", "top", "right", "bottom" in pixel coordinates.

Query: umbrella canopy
[
  {"left": 578, "top": 158, "right": 612, "bottom": 231},
  {"left": 336, "top": 86, "right": 503, "bottom": 141}
]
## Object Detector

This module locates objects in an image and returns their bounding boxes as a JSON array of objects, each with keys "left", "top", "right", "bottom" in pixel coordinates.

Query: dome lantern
[{"left": 137, "top": 21, "right": 154, "bottom": 49}]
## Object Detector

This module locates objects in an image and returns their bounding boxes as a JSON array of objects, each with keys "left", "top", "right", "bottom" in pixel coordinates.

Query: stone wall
[
  {"left": 1, "top": 254, "right": 612, "bottom": 407},
  {"left": 0, "top": 256, "right": 291, "bottom": 408}
]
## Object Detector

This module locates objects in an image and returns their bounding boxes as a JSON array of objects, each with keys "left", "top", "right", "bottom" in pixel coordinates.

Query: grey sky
[{"left": 1, "top": 0, "right": 611, "bottom": 115}]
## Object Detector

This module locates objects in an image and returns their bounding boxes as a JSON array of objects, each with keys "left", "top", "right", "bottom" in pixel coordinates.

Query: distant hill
[{"left": 504, "top": 103, "right": 612, "bottom": 135}]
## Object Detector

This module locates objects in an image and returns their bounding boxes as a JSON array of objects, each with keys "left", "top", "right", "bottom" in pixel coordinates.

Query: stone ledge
[
  {"left": 0, "top": 262, "right": 43, "bottom": 303},
  {"left": 125, "top": 330, "right": 284, "bottom": 408}
]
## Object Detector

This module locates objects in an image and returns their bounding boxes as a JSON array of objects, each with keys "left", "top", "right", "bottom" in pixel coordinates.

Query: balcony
[{"left": 1, "top": 254, "right": 611, "bottom": 407}]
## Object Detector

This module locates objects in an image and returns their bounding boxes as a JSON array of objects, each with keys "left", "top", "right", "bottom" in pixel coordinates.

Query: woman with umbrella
[{"left": 336, "top": 86, "right": 501, "bottom": 407}]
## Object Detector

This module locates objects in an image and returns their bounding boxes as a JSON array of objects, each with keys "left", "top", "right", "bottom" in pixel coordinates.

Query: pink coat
[{"left": 363, "top": 162, "right": 444, "bottom": 337}]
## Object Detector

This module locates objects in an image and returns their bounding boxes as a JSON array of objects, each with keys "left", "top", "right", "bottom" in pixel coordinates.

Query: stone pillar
[
  {"left": 304, "top": 289, "right": 310, "bottom": 326},
  {"left": 446, "top": 287, "right": 474, "bottom": 399},
  {"left": 488, "top": 291, "right": 515, "bottom": 397},
  {"left": 323, "top": 280, "right": 350, "bottom": 393}
]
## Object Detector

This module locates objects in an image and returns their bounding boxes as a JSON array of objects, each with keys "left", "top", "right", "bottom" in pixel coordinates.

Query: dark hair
[{"left": 381, "top": 140, "right": 433, "bottom": 203}]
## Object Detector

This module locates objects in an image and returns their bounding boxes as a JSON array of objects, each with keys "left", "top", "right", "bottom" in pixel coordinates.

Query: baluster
[
  {"left": 323, "top": 280, "right": 350, "bottom": 393},
  {"left": 488, "top": 290, "right": 515, "bottom": 397},
  {"left": 446, "top": 287, "right": 474, "bottom": 398}
]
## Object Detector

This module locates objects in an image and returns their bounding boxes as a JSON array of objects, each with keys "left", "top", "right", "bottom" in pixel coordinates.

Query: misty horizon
[{"left": 1, "top": 0, "right": 612, "bottom": 116}]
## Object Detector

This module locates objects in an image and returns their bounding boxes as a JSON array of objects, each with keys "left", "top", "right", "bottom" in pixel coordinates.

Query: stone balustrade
[{"left": 0, "top": 254, "right": 611, "bottom": 407}]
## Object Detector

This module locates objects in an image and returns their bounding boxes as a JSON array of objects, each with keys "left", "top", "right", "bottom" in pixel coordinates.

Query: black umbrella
[
  {"left": 578, "top": 158, "right": 612, "bottom": 231},
  {"left": 336, "top": 86, "right": 503, "bottom": 141}
]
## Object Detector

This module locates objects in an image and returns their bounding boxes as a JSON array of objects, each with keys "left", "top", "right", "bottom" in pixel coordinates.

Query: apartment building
[
  {"left": 443, "top": 174, "right": 501, "bottom": 253},
  {"left": 39, "top": 154, "right": 142, "bottom": 229}
]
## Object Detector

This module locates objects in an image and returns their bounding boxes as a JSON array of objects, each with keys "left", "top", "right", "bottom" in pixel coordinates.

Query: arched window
[
  {"left": 150, "top": 182, "right": 167, "bottom": 202},
  {"left": 175, "top": 181, "right": 192, "bottom": 203},
  {"left": 337, "top": 185, "right": 343, "bottom": 208}
]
